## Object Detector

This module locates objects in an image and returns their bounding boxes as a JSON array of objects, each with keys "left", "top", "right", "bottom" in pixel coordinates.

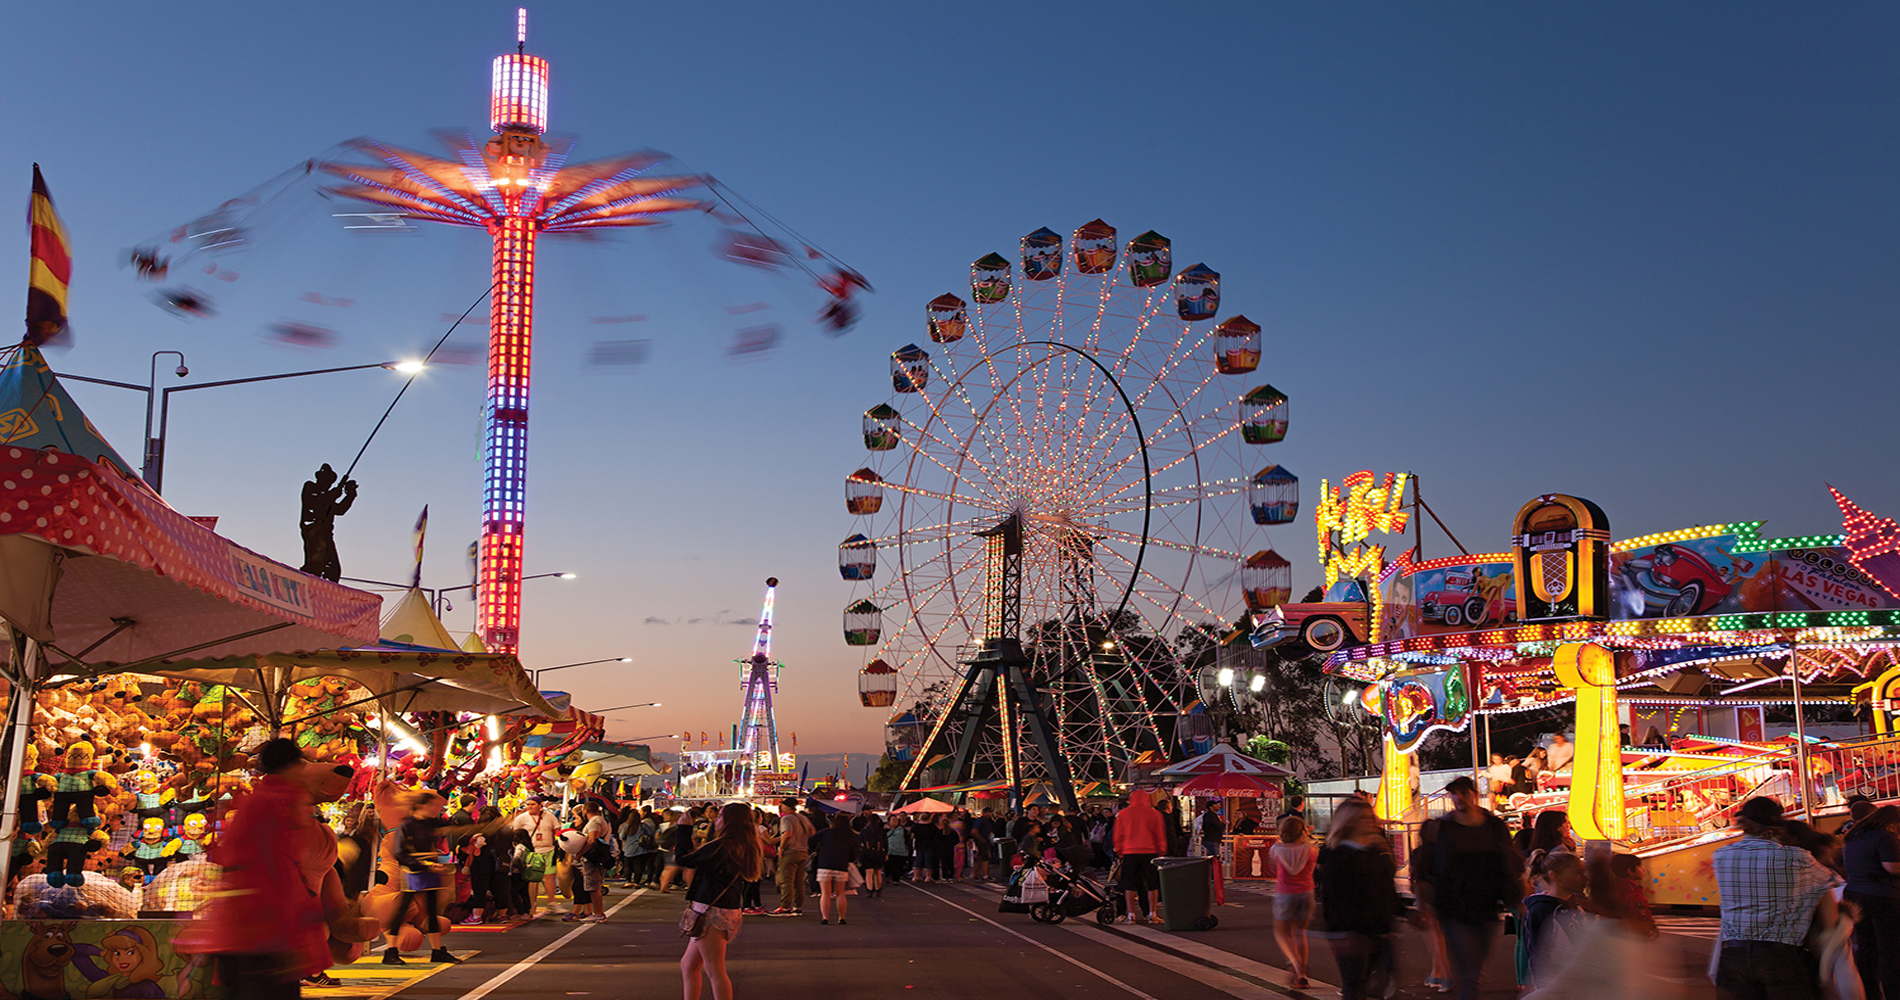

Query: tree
[
  {"left": 1245, "top": 736, "right": 1291, "bottom": 766},
  {"left": 866, "top": 753, "right": 907, "bottom": 793}
]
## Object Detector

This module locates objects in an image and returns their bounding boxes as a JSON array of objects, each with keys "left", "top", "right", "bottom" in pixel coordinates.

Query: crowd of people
[{"left": 145, "top": 734, "right": 1900, "bottom": 1000}]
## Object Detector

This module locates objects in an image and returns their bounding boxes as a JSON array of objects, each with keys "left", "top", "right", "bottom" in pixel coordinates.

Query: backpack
[{"left": 637, "top": 822, "right": 657, "bottom": 853}]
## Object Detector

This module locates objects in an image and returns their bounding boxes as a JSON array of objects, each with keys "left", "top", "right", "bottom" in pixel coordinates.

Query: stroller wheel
[
  {"left": 1193, "top": 914, "right": 1219, "bottom": 931},
  {"left": 1096, "top": 904, "right": 1117, "bottom": 925},
  {"left": 1030, "top": 902, "right": 1063, "bottom": 924}
]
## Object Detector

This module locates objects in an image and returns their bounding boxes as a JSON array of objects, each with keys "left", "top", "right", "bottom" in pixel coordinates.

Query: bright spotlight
[
  {"left": 1217, "top": 667, "right": 1235, "bottom": 687},
  {"left": 560, "top": 572, "right": 579, "bottom": 579},
  {"left": 392, "top": 359, "right": 425, "bottom": 374},
  {"left": 1249, "top": 674, "right": 1267, "bottom": 693}
]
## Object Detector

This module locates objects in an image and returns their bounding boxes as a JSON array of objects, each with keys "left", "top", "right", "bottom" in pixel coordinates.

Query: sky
[{"left": 6, "top": 4, "right": 1897, "bottom": 761}]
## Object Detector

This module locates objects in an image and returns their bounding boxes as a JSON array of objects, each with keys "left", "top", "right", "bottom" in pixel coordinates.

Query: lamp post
[
  {"left": 533, "top": 657, "right": 632, "bottom": 687},
  {"left": 59, "top": 354, "right": 424, "bottom": 493},
  {"left": 340, "top": 571, "right": 575, "bottom": 619}
]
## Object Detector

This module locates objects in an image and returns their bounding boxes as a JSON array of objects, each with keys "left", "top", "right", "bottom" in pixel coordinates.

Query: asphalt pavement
[{"left": 352, "top": 876, "right": 1723, "bottom": 1000}]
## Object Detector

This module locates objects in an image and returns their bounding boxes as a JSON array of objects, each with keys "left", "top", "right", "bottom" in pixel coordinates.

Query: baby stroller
[
  {"left": 998, "top": 859, "right": 1050, "bottom": 915},
  {"left": 1025, "top": 859, "right": 1116, "bottom": 925}
]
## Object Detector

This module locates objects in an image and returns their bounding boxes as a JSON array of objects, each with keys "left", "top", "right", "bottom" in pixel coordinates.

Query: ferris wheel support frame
[{"left": 892, "top": 341, "right": 1154, "bottom": 812}]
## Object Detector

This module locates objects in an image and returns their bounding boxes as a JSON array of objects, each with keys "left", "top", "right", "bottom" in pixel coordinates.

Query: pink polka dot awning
[{"left": 0, "top": 345, "right": 382, "bottom": 666}]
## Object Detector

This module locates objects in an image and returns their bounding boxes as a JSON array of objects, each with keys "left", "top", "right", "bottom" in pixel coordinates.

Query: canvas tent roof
[
  {"left": 0, "top": 345, "right": 381, "bottom": 669},
  {"left": 1152, "top": 742, "right": 1294, "bottom": 778}
]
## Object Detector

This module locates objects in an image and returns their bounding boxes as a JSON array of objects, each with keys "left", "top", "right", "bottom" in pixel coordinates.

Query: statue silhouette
[{"left": 299, "top": 463, "right": 357, "bottom": 581}]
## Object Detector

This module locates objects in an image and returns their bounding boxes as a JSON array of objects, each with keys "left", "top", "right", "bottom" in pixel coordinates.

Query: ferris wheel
[{"left": 839, "top": 221, "right": 1296, "bottom": 797}]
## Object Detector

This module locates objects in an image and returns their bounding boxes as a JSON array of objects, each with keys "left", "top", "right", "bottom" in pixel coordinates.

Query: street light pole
[
  {"left": 57, "top": 356, "right": 423, "bottom": 493},
  {"left": 532, "top": 657, "right": 633, "bottom": 687}
]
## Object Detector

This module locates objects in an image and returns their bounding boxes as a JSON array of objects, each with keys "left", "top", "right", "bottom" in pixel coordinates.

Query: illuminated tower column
[{"left": 478, "top": 12, "right": 549, "bottom": 653}]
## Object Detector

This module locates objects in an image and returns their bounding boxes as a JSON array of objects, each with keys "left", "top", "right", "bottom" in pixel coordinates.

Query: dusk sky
[{"left": 6, "top": 4, "right": 1896, "bottom": 761}]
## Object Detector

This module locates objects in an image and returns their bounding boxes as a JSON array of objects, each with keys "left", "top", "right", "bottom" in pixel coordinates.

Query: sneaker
[
  {"left": 562, "top": 913, "right": 585, "bottom": 922},
  {"left": 837, "top": 918, "right": 847, "bottom": 925},
  {"left": 382, "top": 949, "right": 405, "bottom": 966},
  {"left": 819, "top": 919, "right": 829, "bottom": 925},
  {"left": 766, "top": 907, "right": 795, "bottom": 916},
  {"left": 460, "top": 914, "right": 484, "bottom": 926},
  {"left": 303, "top": 973, "right": 341, "bottom": 987},
  {"left": 429, "top": 949, "right": 460, "bottom": 965},
  {"left": 583, "top": 915, "right": 607, "bottom": 923}
]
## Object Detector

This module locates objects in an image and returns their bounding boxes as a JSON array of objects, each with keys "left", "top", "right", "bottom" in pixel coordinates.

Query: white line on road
[
  {"left": 454, "top": 889, "right": 648, "bottom": 1000},
  {"left": 906, "top": 883, "right": 1163, "bottom": 1000},
  {"left": 946, "top": 879, "right": 1326, "bottom": 997},
  {"left": 1057, "top": 921, "right": 1284, "bottom": 999}
]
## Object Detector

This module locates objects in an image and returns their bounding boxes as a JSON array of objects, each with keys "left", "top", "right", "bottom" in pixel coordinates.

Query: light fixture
[
  {"left": 560, "top": 573, "right": 579, "bottom": 579},
  {"left": 1249, "top": 674, "right": 1266, "bottom": 693},
  {"left": 1217, "top": 667, "right": 1235, "bottom": 687},
  {"left": 391, "top": 359, "right": 426, "bottom": 374},
  {"left": 617, "top": 657, "right": 633, "bottom": 663}
]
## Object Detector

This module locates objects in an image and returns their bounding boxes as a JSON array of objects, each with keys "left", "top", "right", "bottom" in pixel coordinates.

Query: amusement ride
[{"left": 840, "top": 222, "right": 1297, "bottom": 809}]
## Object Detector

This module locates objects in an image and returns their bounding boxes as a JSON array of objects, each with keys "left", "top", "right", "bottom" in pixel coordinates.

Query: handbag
[
  {"left": 678, "top": 872, "right": 741, "bottom": 939},
  {"left": 847, "top": 863, "right": 865, "bottom": 889}
]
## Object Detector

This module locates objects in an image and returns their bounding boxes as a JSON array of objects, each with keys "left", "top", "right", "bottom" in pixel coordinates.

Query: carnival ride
[
  {"left": 734, "top": 578, "right": 794, "bottom": 795},
  {"left": 836, "top": 221, "right": 1298, "bottom": 809},
  {"left": 1307, "top": 488, "right": 1900, "bottom": 906},
  {"left": 122, "top": 7, "right": 867, "bottom": 658}
]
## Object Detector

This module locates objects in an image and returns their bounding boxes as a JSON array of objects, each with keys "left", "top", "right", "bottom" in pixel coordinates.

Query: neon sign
[{"left": 1314, "top": 471, "right": 1410, "bottom": 642}]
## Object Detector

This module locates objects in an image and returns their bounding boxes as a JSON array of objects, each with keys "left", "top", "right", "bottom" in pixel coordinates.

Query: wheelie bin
[
  {"left": 1153, "top": 856, "right": 1218, "bottom": 931},
  {"left": 992, "top": 838, "right": 1017, "bottom": 883}
]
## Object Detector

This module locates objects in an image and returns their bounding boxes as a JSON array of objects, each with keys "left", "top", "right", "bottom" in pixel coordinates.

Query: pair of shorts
[
  {"left": 1118, "top": 853, "right": 1158, "bottom": 892},
  {"left": 526, "top": 849, "right": 556, "bottom": 880},
  {"left": 582, "top": 860, "right": 607, "bottom": 891},
  {"left": 690, "top": 902, "right": 744, "bottom": 940},
  {"left": 816, "top": 868, "right": 851, "bottom": 890},
  {"left": 1273, "top": 890, "right": 1314, "bottom": 922}
]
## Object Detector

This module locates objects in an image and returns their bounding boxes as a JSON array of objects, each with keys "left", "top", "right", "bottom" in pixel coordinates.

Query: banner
[{"left": 0, "top": 919, "right": 215, "bottom": 999}]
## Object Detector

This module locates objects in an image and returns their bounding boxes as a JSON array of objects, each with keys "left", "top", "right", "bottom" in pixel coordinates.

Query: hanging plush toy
[
  {"left": 121, "top": 816, "right": 180, "bottom": 882},
  {"left": 130, "top": 769, "right": 176, "bottom": 826},
  {"left": 45, "top": 820, "right": 112, "bottom": 886},
  {"left": 174, "top": 812, "right": 213, "bottom": 859},
  {"left": 15, "top": 743, "right": 51, "bottom": 834},
  {"left": 47, "top": 742, "right": 118, "bottom": 832}
]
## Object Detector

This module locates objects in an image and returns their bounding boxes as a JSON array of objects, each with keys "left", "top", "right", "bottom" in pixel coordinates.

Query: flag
[
  {"left": 467, "top": 540, "right": 479, "bottom": 587},
  {"left": 25, "top": 165, "right": 72, "bottom": 347},
  {"left": 409, "top": 506, "right": 429, "bottom": 588},
  {"left": 700, "top": 731, "right": 707, "bottom": 748}
]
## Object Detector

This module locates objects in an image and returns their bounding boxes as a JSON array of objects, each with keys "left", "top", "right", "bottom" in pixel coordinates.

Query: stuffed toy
[
  {"left": 46, "top": 742, "right": 119, "bottom": 832},
  {"left": 15, "top": 743, "right": 51, "bottom": 834},
  {"left": 174, "top": 812, "right": 212, "bottom": 859},
  {"left": 45, "top": 820, "right": 111, "bottom": 886},
  {"left": 122, "top": 815, "right": 180, "bottom": 882},
  {"left": 130, "top": 768, "right": 176, "bottom": 823}
]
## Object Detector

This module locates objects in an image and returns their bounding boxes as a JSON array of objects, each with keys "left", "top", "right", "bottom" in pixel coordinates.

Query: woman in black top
[
  {"left": 679, "top": 802, "right": 764, "bottom": 1000},
  {"left": 858, "top": 814, "right": 888, "bottom": 898},
  {"left": 808, "top": 813, "right": 861, "bottom": 925},
  {"left": 463, "top": 806, "right": 511, "bottom": 924},
  {"left": 384, "top": 790, "right": 497, "bottom": 966}
]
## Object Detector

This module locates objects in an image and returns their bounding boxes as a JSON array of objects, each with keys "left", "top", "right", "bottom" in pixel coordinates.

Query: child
[{"left": 1521, "top": 850, "right": 1588, "bottom": 989}]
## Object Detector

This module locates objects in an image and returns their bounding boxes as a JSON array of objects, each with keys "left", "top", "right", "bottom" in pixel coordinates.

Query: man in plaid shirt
[{"left": 1712, "top": 797, "right": 1841, "bottom": 1000}]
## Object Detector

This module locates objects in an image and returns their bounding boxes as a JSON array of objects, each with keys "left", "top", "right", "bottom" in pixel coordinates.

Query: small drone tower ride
[{"left": 736, "top": 577, "right": 785, "bottom": 793}]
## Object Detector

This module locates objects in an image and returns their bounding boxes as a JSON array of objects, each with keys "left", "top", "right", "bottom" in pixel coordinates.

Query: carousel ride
[{"left": 838, "top": 222, "right": 1298, "bottom": 809}]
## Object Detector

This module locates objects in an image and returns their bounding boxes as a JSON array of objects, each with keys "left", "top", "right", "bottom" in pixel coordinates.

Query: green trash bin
[{"left": 1153, "top": 856, "right": 1219, "bottom": 931}]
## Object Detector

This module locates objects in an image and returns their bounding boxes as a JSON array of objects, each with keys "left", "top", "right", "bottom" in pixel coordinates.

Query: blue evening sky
[{"left": 6, "top": 4, "right": 1896, "bottom": 758}]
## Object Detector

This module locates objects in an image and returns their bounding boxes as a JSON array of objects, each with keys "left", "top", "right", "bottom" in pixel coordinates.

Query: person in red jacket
[{"left": 1113, "top": 791, "right": 1168, "bottom": 924}]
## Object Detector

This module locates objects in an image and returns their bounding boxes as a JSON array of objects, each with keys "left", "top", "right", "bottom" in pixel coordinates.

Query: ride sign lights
[{"left": 1313, "top": 471, "right": 1410, "bottom": 643}]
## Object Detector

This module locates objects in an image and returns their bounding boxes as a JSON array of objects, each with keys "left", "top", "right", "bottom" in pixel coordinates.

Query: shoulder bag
[{"left": 679, "top": 869, "right": 742, "bottom": 938}]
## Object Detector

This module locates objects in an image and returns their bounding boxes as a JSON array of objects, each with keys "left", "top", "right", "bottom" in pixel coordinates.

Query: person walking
[
  {"left": 1844, "top": 804, "right": 1900, "bottom": 1000},
  {"left": 1157, "top": 796, "right": 1188, "bottom": 857},
  {"left": 934, "top": 814, "right": 959, "bottom": 881},
  {"left": 1711, "top": 796, "right": 1841, "bottom": 1000},
  {"left": 809, "top": 813, "right": 861, "bottom": 925},
  {"left": 1200, "top": 801, "right": 1227, "bottom": 858},
  {"left": 771, "top": 798, "right": 814, "bottom": 915},
  {"left": 679, "top": 802, "right": 765, "bottom": 1000},
  {"left": 1410, "top": 776, "right": 1524, "bottom": 1000},
  {"left": 657, "top": 809, "right": 691, "bottom": 892},
  {"left": 1519, "top": 849, "right": 1587, "bottom": 989},
  {"left": 180, "top": 739, "right": 331, "bottom": 1000},
  {"left": 1316, "top": 800, "right": 1399, "bottom": 1000},
  {"left": 858, "top": 813, "right": 888, "bottom": 898},
  {"left": 1113, "top": 792, "right": 1167, "bottom": 925},
  {"left": 384, "top": 789, "right": 472, "bottom": 965},
  {"left": 1269, "top": 814, "right": 1317, "bottom": 988},
  {"left": 511, "top": 798, "right": 562, "bottom": 915},
  {"left": 910, "top": 812, "right": 938, "bottom": 883}
]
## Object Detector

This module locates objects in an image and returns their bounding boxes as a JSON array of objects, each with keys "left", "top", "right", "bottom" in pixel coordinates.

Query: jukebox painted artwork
[{"left": 1511, "top": 493, "right": 1612, "bottom": 620}]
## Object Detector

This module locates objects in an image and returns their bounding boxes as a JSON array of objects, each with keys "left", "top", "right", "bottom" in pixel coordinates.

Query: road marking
[
  {"left": 1059, "top": 922, "right": 1282, "bottom": 999},
  {"left": 453, "top": 889, "right": 648, "bottom": 1000},
  {"left": 946, "top": 879, "right": 1329, "bottom": 997},
  {"left": 905, "top": 883, "right": 1162, "bottom": 1000}
]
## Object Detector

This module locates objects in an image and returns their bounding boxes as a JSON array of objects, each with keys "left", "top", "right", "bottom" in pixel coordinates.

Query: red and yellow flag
[{"left": 26, "top": 164, "right": 72, "bottom": 347}]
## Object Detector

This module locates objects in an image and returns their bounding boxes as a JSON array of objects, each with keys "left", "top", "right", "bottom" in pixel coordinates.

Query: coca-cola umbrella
[{"left": 1174, "top": 772, "right": 1285, "bottom": 798}]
